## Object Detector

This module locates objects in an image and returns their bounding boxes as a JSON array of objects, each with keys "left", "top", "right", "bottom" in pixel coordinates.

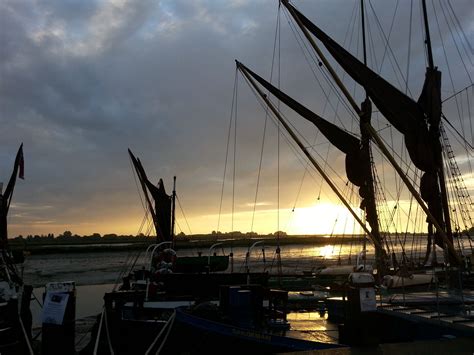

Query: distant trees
[
  {"left": 83, "top": 233, "right": 101, "bottom": 241},
  {"left": 10, "top": 230, "right": 294, "bottom": 243}
]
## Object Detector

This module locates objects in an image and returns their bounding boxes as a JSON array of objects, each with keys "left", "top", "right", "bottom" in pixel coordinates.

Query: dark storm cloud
[{"left": 1, "top": 0, "right": 472, "bottom": 235}]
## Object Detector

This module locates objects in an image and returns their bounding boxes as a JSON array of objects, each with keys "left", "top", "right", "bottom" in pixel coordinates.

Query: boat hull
[{"left": 168, "top": 307, "right": 343, "bottom": 354}]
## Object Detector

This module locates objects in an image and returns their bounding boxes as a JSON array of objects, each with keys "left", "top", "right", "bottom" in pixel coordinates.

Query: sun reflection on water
[{"left": 319, "top": 245, "right": 335, "bottom": 259}]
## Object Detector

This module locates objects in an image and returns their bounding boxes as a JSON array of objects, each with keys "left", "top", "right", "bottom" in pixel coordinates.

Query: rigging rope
[
  {"left": 231, "top": 72, "right": 238, "bottom": 236},
  {"left": 282, "top": 5, "right": 359, "bottom": 127},
  {"left": 432, "top": 1, "right": 466, "bottom": 141},
  {"left": 406, "top": 0, "right": 413, "bottom": 95},
  {"left": 447, "top": 0, "right": 474, "bottom": 56},
  {"left": 144, "top": 310, "right": 176, "bottom": 355},
  {"left": 251, "top": 5, "right": 282, "bottom": 232},
  {"left": 368, "top": 0, "right": 408, "bottom": 93},
  {"left": 217, "top": 70, "right": 238, "bottom": 233},
  {"left": 277, "top": 0, "right": 281, "bottom": 249},
  {"left": 438, "top": 0, "right": 473, "bottom": 83},
  {"left": 176, "top": 194, "right": 192, "bottom": 235}
]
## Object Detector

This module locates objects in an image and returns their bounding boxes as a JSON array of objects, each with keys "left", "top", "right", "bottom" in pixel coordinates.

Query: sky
[{"left": 1, "top": 0, "right": 473, "bottom": 238}]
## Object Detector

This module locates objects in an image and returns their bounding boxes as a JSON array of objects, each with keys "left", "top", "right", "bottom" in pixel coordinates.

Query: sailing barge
[{"left": 230, "top": 0, "right": 473, "bottom": 349}]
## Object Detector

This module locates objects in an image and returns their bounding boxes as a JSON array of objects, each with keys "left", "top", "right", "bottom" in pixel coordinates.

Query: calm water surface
[{"left": 23, "top": 236, "right": 471, "bottom": 287}]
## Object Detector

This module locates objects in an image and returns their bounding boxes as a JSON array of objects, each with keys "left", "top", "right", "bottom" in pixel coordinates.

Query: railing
[
  {"left": 245, "top": 240, "right": 265, "bottom": 273},
  {"left": 208, "top": 242, "right": 224, "bottom": 270},
  {"left": 144, "top": 241, "right": 173, "bottom": 269}
]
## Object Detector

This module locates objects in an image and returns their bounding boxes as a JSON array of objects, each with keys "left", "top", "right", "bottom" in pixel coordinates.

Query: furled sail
[
  {"left": 285, "top": 3, "right": 435, "bottom": 171},
  {"left": 285, "top": 3, "right": 449, "bottom": 250},
  {"left": 128, "top": 149, "right": 172, "bottom": 242},
  {"left": 0, "top": 144, "right": 24, "bottom": 248},
  {"left": 237, "top": 62, "right": 383, "bottom": 247}
]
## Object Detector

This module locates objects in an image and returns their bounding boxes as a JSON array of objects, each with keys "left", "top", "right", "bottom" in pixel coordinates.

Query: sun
[{"left": 287, "top": 202, "right": 362, "bottom": 235}]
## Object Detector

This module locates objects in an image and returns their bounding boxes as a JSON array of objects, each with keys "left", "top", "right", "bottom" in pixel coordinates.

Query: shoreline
[{"left": 12, "top": 235, "right": 372, "bottom": 254}]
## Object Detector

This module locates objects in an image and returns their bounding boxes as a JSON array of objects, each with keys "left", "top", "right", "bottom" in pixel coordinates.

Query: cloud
[{"left": 1, "top": 0, "right": 472, "bottom": 236}]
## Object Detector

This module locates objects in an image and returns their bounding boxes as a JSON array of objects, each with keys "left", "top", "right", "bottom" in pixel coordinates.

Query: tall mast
[
  {"left": 171, "top": 176, "right": 176, "bottom": 247},
  {"left": 421, "top": 0, "right": 454, "bottom": 253},
  {"left": 421, "top": 0, "right": 434, "bottom": 70}
]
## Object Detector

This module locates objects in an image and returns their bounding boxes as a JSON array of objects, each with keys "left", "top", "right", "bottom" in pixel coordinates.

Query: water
[
  {"left": 21, "top": 237, "right": 473, "bottom": 287},
  {"left": 22, "top": 243, "right": 358, "bottom": 329},
  {"left": 21, "top": 243, "right": 363, "bottom": 287}
]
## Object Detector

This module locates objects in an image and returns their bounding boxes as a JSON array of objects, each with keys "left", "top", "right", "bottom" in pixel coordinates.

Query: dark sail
[
  {"left": 1, "top": 144, "right": 24, "bottom": 248},
  {"left": 418, "top": 68, "right": 452, "bottom": 252},
  {"left": 151, "top": 178, "right": 172, "bottom": 242},
  {"left": 237, "top": 62, "right": 359, "bottom": 155},
  {"left": 237, "top": 62, "right": 383, "bottom": 243},
  {"left": 128, "top": 149, "right": 172, "bottom": 242},
  {"left": 284, "top": 3, "right": 452, "bottom": 252},
  {"left": 284, "top": 2, "right": 436, "bottom": 173}
]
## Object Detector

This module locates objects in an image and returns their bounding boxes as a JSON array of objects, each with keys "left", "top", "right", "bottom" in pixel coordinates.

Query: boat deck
[
  {"left": 378, "top": 303, "right": 474, "bottom": 333},
  {"left": 382, "top": 290, "right": 474, "bottom": 306}
]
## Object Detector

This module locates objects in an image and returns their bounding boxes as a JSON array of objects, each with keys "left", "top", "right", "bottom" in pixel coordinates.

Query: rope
[
  {"left": 282, "top": 5, "right": 359, "bottom": 126},
  {"left": 442, "top": 114, "right": 474, "bottom": 151},
  {"left": 104, "top": 307, "right": 115, "bottom": 355},
  {"left": 155, "top": 312, "right": 176, "bottom": 355},
  {"left": 93, "top": 309, "right": 105, "bottom": 355},
  {"left": 432, "top": 1, "right": 465, "bottom": 142},
  {"left": 448, "top": 0, "right": 474, "bottom": 54},
  {"left": 176, "top": 194, "right": 192, "bottom": 235},
  {"left": 368, "top": 0, "right": 412, "bottom": 96},
  {"left": 129, "top": 156, "right": 148, "bottom": 216},
  {"left": 442, "top": 83, "right": 474, "bottom": 103},
  {"left": 75, "top": 321, "right": 96, "bottom": 348},
  {"left": 92, "top": 307, "right": 115, "bottom": 355},
  {"left": 144, "top": 310, "right": 176, "bottom": 355},
  {"left": 438, "top": 0, "right": 472, "bottom": 83},
  {"left": 276, "top": 1, "right": 281, "bottom": 251},
  {"left": 32, "top": 289, "right": 43, "bottom": 308},
  {"left": 232, "top": 74, "right": 238, "bottom": 236},
  {"left": 406, "top": 0, "right": 413, "bottom": 94},
  {"left": 18, "top": 317, "right": 34, "bottom": 355},
  {"left": 217, "top": 69, "right": 238, "bottom": 232},
  {"left": 112, "top": 249, "right": 135, "bottom": 291},
  {"left": 250, "top": 6, "right": 280, "bottom": 232},
  {"left": 243, "top": 80, "right": 356, "bottom": 188}
]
